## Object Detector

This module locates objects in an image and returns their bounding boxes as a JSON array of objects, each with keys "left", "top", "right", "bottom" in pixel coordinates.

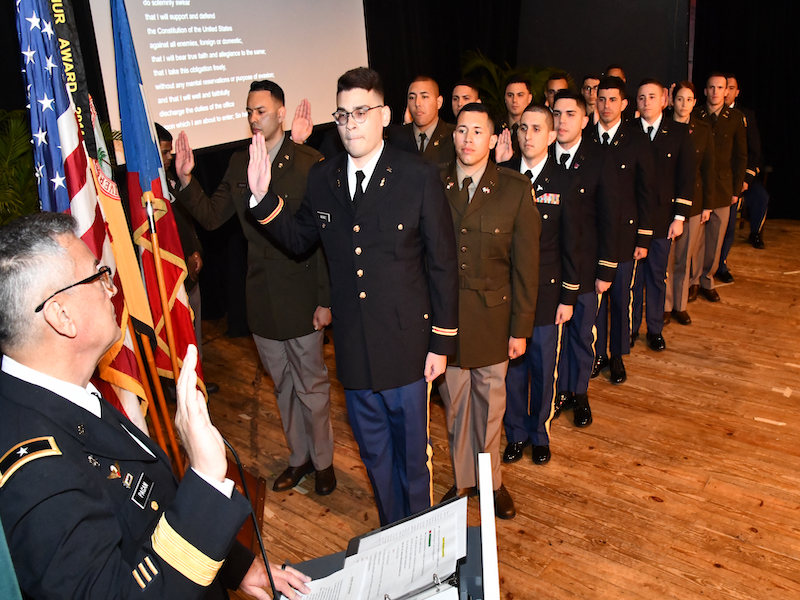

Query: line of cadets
[{"left": 176, "top": 65, "right": 756, "bottom": 524}]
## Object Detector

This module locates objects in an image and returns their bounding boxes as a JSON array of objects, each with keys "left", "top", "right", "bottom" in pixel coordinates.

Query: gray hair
[{"left": 0, "top": 212, "right": 77, "bottom": 354}]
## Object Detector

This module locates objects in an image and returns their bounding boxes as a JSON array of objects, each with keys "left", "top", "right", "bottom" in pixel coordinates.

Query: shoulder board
[{"left": 0, "top": 436, "right": 62, "bottom": 488}]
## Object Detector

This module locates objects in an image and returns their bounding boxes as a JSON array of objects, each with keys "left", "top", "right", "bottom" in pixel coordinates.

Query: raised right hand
[
  {"left": 174, "top": 131, "right": 195, "bottom": 188},
  {"left": 247, "top": 132, "right": 273, "bottom": 201}
]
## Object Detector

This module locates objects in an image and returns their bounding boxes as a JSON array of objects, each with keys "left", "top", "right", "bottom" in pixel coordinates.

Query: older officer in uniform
[
  {"left": 173, "top": 80, "right": 336, "bottom": 497},
  {"left": 501, "top": 104, "right": 580, "bottom": 466},
  {"left": 0, "top": 213, "right": 309, "bottom": 599},
  {"left": 388, "top": 76, "right": 455, "bottom": 165},
  {"left": 438, "top": 103, "right": 541, "bottom": 519},
  {"left": 247, "top": 68, "right": 458, "bottom": 526}
]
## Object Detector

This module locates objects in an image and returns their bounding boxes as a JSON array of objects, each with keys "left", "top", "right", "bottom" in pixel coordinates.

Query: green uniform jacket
[
  {"left": 441, "top": 161, "right": 541, "bottom": 368},
  {"left": 177, "top": 136, "right": 329, "bottom": 341}
]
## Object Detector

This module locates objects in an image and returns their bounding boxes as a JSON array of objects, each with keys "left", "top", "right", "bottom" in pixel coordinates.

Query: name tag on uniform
[
  {"left": 237, "top": 182, "right": 248, "bottom": 189},
  {"left": 131, "top": 473, "right": 154, "bottom": 509},
  {"left": 317, "top": 211, "right": 331, "bottom": 223},
  {"left": 536, "top": 192, "right": 561, "bottom": 205}
]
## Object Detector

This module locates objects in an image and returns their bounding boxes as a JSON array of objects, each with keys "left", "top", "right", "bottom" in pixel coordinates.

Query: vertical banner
[{"left": 47, "top": 0, "right": 96, "bottom": 156}]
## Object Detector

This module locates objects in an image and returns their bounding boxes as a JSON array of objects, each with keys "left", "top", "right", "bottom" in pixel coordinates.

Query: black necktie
[
  {"left": 353, "top": 170, "right": 365, "bottom": 207},
  {"left": 602, "top": 132, "right": 610, "bottom": 145},
  {"left": 418, "top": 132, "right": 427, "bottom": 153},
  {"left": 559, "top": 153, "right": 569, "bottom": 170},
  {"left": 524, "top": 169, "right": 533, "bottom": 181},
  {"left": 646, "top": 125, "right": 653, "bottom": 140}
]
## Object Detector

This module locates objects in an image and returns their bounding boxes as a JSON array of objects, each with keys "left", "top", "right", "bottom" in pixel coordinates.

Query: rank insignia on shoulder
[{"left": 0, "top": 436, "right": 62, "bottom": 488}]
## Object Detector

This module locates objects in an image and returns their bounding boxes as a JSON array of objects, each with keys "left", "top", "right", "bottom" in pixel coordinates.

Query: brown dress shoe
[
  {"left": 671, "top": 310, "right": 692, "bottom": 325},
  {"left": 315, "top": 465, "right": 337, "bottom": 496},
  {"left": 663, "top": 312, "right": 671, "bottom": 325},
  {"left": 440, "top": 485, "right": 477, "bottom": 503},
  {"left": 494, "top": 484, "right": 516, "bottom": 519},
  {"left": 687, "top": 284, "right": 699, "bottom": 302},
  {"left": 699, "top": 287, "right": 720, "bottom": 302},
  {"left": 273, "top": 460, "right": 314, "bottom": 492}
]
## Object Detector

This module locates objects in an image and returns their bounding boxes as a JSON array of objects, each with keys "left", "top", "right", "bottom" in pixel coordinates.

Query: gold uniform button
[
  {"left": 423, "top": 313, "right": 429, "bottom": 319},
  {"left": 359, "top": 292, "right": 366, "bottom": 299},
  {"left": 502, "top": 295, "right": 508, "bottom": 300},
  {"left": 621, "top": 164, "right": 626, "bottom": 169},
  {"left": 355, "top": 247, "right": 362, "bottom": 255},
  {"left": 460, "top": 263, "right": 467, "bottom": 270},
  {"left": 543, "top": 214, "right": 549, "bottom": 220},
  {"left": 460, "top": 246, "right": 467, "bottom": 252},
  {"left": 151, "top": 501, "right": 159, "bottom": 511},
  {"left": 357, "top": 269, "right": 364, "bottom": 277},
  {"left": 397, "top": 224, "right": 403, "bottom": 230},
  {"left": 629, "top": 219, "right": 634, "bottom": 224},
  {"left": 461, "top": 228, "right": 467, "bottom": 234},
  {"left": 580, "top": 188, "right": 585, "bottom": 193},
  {"left": 353, "top": 224, "right": 360, "bottom": 232},
  {"left": 494, "top": 228, "right": 500, "bottom": 234},
  {"left": 550, "top": 278, "right": 556, "bottom": 284}
]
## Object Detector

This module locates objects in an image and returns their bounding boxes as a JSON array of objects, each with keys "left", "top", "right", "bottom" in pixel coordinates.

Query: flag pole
[
  {"left": 143, "top": 192, "right": 182, "bottom": 383},
  {"left": 137, "top": 326, "right": 185, "bottom": 477},
  {"left": 127, "top": 319, "right": 168, "bottom": 454}
]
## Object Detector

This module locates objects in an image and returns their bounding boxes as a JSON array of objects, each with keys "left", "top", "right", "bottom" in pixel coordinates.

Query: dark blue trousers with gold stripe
[
  {"left": 558, "top": 292, "right": 601, "bottom": 396},
  {"left": 596, "top": 259, "right": 637, "bottom": 358},
  {"left": 504, "top": 323, "right": 563, "bottom": 447},
  {"left": 345, "top": 378, "right": 432, "bottom": 526},
  {"left": 632, "top": 237, "right": 672, "bottom": 337}
]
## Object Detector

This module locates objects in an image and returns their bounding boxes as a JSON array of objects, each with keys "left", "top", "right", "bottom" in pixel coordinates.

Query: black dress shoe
[
  {"left": 699, "top": 287, "right": 720, "bottom": 302},
  {"left": 671, "top": 310, "right": 692, "bottom": 325},
  {"left": 687, "top": 284, "right": 699, "bottom": 303},
  {"left": 206, "top": 382, "right": 220, "bottom": 394},
  {"left": 553, "top": 391, "right": 574, "bottom": 418},
  {"left": 273, "top": 460, "right": 314, "bottom": 492},
  {"left": 630, "top": 331, "right": 640, "bottom": 346},
  {"left": 591, "top": 354, "right": 609, "bottom": 378},
  {"left": 531, "top": 445, "right": 551, "bottom": 465},
  {"left": 441, "top": 485, "right": 477, "bottom": 503},
  {"left": 749, "top": 232, "right": 765, "bottom": 249},
  {"left": 493, "top": 484, "right": 516, "bottom": 519},
  {"left": 663, "top": 312, "right": 671, "bottom": 325},
  {"left": 715, "top": 271, "right": 734, "bottom": 284},
  {"left": 647, "top": 332, "right": 666, "bottom": 351},
  {"left": 315, "top": 465, "right": 337, "bottom": 496},
  {"left": 572, "top": 393, "right": 592, "bottom": 427},
  {"left": 502, "top": 441, "right": 529, "bottom": 463},
  {"left": 610, "top": 356, "right": 626, "bottom": 384}
]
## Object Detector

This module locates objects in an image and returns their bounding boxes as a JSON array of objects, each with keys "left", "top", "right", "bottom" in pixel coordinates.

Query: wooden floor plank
[{"left": 205, "top": 220, "right": 800, "bottom": 599}]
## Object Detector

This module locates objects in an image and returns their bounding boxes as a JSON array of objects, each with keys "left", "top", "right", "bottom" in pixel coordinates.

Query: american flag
[{"left": 15, "top": 0, "right": 151, "bottom": 431}]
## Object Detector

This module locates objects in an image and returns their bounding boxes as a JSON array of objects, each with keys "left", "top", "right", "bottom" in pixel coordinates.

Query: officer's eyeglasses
[
  {"left": 331, "top": 105, "right": 384, "bottom": 126},
  {"left": 35, "top": 266, "right": 114, "bottom": 313}
]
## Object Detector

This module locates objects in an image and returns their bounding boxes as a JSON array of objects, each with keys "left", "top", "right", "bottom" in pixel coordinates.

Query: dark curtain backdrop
[
  {"left": 693, "top": 0, "right": 797, "bottom": 220},
  {"left": 364, "top": 0, "right": 521, "bottom": 123}
]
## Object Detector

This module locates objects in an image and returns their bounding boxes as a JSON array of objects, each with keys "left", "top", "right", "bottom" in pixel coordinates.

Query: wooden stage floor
[{"left": 201, "top": 220, "right": 800, "bottom": 599}]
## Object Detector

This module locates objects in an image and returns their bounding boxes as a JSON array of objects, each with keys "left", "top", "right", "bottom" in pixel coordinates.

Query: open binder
[{"left": 286, "top": 453, "right": 499, "bottom": 600}]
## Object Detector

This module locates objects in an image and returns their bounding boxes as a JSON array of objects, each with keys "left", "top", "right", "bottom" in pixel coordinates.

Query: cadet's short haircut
[
  {"left": 504, "top": 76, "right": 532, "bottom": 93},
  {"left": 337, "top": 68, "right": 385, "bottom": 102},
  {"left": 522, "top": 103, "right": 554, "bottom": 130},
  {"left": 598, "top": 76, "right": 627, "bottom": 100},
  {"left": 552, "top": 91, "right": 587, "bottom": 116},
  {"left": 249, "top": 80, "right": 286, "bottom": 105},
  {"left": 457, "top": 102, "right": 495, "bottom": 131}
]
